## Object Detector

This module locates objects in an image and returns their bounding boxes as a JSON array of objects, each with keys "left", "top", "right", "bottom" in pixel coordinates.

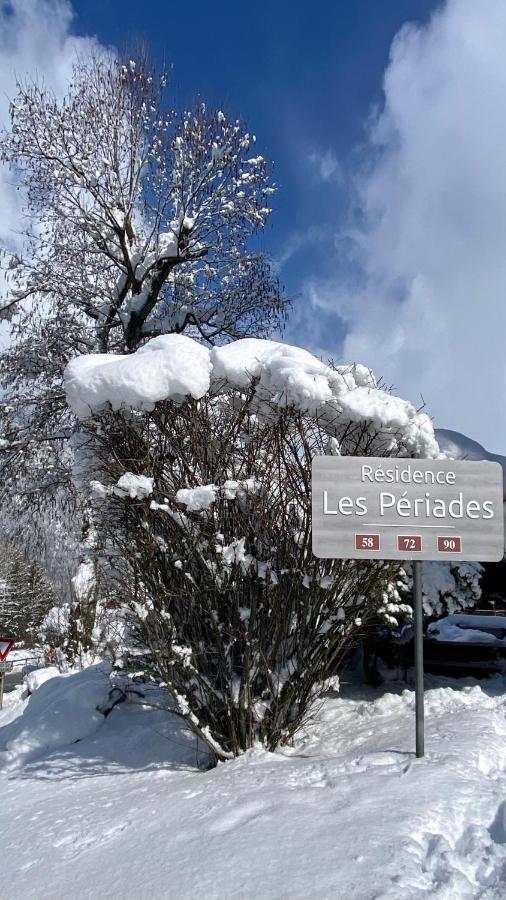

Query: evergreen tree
[{"left": 0, "top": 544, "right": 55, "bottom": 643}]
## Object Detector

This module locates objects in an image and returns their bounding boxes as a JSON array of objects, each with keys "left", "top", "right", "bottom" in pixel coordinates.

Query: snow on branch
[{"left": 0, "top": 54, "right": 287, "bottom": 353}]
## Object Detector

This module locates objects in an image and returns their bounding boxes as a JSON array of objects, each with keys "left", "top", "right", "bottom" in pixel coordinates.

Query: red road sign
[{"left": 0, "top": 638, "right": 15, "bottom": 662}]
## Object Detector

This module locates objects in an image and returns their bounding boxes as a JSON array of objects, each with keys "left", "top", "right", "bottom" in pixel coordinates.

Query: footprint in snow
[
  {"left": 208, "top": 800, "right": 270, "bottom": 835},
  {"left": 52, "top": 820, "right": 131, "bottom": 859}
]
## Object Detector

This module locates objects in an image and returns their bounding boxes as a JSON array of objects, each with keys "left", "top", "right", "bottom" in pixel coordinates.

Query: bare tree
[
  {"left": 0, "top": 51, "right": 287, "bottom": 573},
  {"left": 1, "top": 53, "right": 285, "bottom": 351}
]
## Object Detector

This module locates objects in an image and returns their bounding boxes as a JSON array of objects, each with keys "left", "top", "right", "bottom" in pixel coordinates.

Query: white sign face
[
  {"left": 0, "top": 638, "right": 15, "bottom": 661},
  {"left": 312, "top": 457, "right": 504, "bottom": 562}
]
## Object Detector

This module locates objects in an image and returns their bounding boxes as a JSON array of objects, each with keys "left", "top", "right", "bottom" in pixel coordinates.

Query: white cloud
[
  {"left": 320, "top": 0, "right": 506, "bottom": 453},
  {"left": 0, "top": 0, "right": 102, "bottom": 342},
  {"left": 308, "top": 148, "right": 342, "bottom": 184},
  {"left": 0, "top": 0, "right": 101, "bottom": 233}
]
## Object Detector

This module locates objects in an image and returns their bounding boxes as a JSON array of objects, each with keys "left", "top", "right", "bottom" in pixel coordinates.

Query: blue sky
[{"left": 71, "top": 0, "right": 437, "bottom": 346}]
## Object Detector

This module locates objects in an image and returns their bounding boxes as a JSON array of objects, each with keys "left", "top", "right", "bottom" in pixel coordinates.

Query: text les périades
[
  {"left": 323, "top": 490, "right": 496, "bottom": 520},
  {"left": 312, "top": 456, "right": 504, "bottom": 562}
]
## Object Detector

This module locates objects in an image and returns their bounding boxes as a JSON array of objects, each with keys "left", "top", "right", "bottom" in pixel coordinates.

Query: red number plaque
[
  {"left": 397, "top": 535, "right": 422, "bottom": 552},
  {"left": 355, "top": 534, "right": 380, "bottom": 551},
  {"left": 437, "top": 536, "right": 462, "bottom": 553}
]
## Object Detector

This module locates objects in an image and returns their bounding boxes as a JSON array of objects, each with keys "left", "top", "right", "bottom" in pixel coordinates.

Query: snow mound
[
  {"left": 24, "top": 666, "right": 62, "bottom": 694},
  {"left": 65, "top": 333, "right": 211, "bottom": 417},
  {"left": 65, "top": 336, "right": 439, "bottom": 457},
  {"left": 0, "top": 662, "right": 111, "bottom": 770}
]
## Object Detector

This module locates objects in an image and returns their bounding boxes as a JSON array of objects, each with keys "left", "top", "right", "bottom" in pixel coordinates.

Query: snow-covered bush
[
  {"left": 374, "top": 559, "right": 483, "bottom": 632},
  {"left": 62, "top": 543, "right": 131, "bottom": 666},
  {"left": 64, "top": 334, "right": 443, "bottom": 758},
  {"left": 419, "top": 560, "right": 482, "bottom": 618},
  {"left": 38, "top": 604, "right": 70, "bottom": 651}
]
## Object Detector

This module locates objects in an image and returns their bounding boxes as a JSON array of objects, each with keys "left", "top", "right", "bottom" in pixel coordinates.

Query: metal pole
[
  {"left": 0, "top": 672, "right": 4, "bottom": 711},
  {"left": 413, "top": 560, "right": 424, "bottom": 758}
]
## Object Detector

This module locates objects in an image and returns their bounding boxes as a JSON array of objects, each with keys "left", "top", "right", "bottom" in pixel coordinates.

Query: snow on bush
[
  {"left": 176, "top": 484, "right": 217, "bottom": 511},
  {"left": 39, "top": 604, "right": 70, "bottom": 649},
  {"left": 0, "top": 662, "right": 111, "bottom": 770},
  {"left": 65, "top": 334, "right": 212, "bottom": 418},
  {"left": 116, "top": 473, "right": 154, "bottom": 500},
  {"left": 421, "top": 560, "right": 482, "bottom": 617},
  {"left": 64, "top": 335, "right": 439, "bottom": 459},
  {"left": 377, "top": 557, "right": 484, "bottom": 632},
  {"left": 94, "top": 400, "right": 403, "bottom": 758}
]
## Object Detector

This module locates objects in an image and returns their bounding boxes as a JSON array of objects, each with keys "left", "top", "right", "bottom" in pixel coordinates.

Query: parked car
[
  {"left": 363, "top": 614, "right": 506, "bottom": 683},
  {"left": 424, "top": 614, "right": 506, "bottom": 678}
]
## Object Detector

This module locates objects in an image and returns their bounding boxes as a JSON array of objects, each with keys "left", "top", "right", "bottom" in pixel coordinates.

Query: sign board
[
  {"left": 0, "top": 661, "right": 13, "bottom": 673},
  {"left": 312, "top": 457, "right": 504, "bottom": 562},
  {"left": 0, "top": 638, "right": 15, "bottom": 662}
]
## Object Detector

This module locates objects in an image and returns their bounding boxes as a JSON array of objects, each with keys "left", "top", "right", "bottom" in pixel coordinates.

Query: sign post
[
  {"left": 412, "top": 560, "right": 424, "bottom": 758},
  {"left": 312, "top": 457, "right": 504, "bottom": 758}
]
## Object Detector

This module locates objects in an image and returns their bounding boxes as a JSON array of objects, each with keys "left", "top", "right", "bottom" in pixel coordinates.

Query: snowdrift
[{"left": 0, "top": 663, "right": 111, "bottom": 770}]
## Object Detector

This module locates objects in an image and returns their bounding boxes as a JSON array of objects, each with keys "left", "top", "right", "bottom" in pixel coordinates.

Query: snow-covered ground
[
  {"left": 5, "top": 646, "right": 45, "bottom": 670},
  {"left": 2, "top": 666, "right": 506, "bottom": 899}
]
